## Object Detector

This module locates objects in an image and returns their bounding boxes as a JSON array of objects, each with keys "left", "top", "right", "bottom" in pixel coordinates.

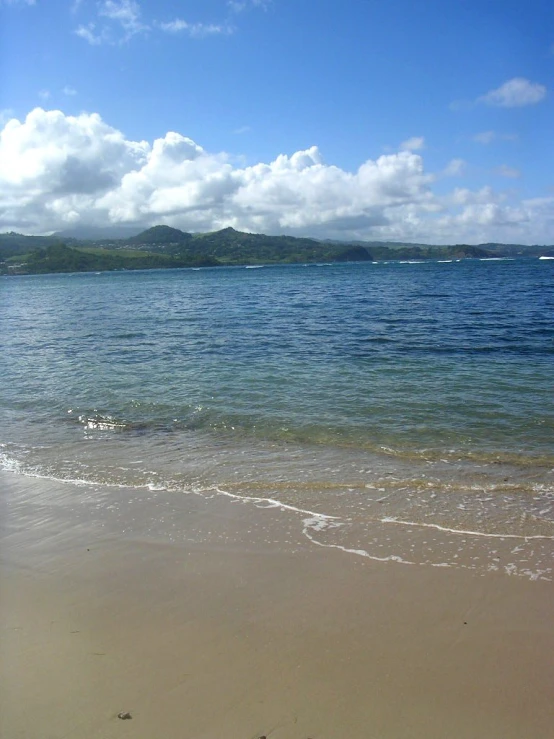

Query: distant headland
[{"left": 1, "top": 225, "right": 552, "bottom": 275}]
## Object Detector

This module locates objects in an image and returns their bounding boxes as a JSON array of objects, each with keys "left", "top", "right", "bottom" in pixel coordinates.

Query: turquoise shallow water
[{"left": 2, "top": 258, "right": 553, "bottom": 577}]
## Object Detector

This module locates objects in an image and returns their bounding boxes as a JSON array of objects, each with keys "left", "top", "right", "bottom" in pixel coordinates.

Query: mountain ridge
[{"left": 1, "top": 225, "right": 553, "bottom": 275}]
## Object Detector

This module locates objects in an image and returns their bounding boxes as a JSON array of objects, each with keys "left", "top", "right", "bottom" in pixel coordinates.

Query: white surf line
[
  {"left": 208, "top": 486, "right": 412, "bottom": 563},
  {"left": 0, "top": 455, "right": 102, "bottom": 488},
  {"left": 0, "top": 454, "right": 167, "bottom": 491},
  {"left": 207, "top": 485, "right": 550, "bottom": 573},
  {"left": 209, "top": 485, "right": 340, "bottom": 521},
  {"left": 302, "top": 516, "right": 415, "bottom": 565},
  {"left": 379, "top": 517, "right": 554, "bottom": 540},
  {"left": 193, "top": 486, "right": 554, "bottom": 545},
  {"left": 0, "top": 460, "right": 339, "bottom": 520}
]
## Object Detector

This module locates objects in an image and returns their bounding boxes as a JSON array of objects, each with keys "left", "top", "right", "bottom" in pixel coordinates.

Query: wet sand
[{"left": 1, "top": 470, "right": 553, "bottom": 739}]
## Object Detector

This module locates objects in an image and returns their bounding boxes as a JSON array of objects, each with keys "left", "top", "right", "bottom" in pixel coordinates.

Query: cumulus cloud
[
  {"left": 454, "top": 203, "right": 528, "bottom": 228},
  {"left": 0, "top": 108, "right": 551, "bottom": 244},
  {"left": 450, "top": 186, "right": 500, "bottom": 207},
  {"left": 479, "top": 77, "right": 547, "bottom": 108},
  {"left": 0, "top": 109, "right": 149, "bottom": 229}
]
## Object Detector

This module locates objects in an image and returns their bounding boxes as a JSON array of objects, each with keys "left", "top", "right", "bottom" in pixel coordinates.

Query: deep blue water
[
  {"left": 2, "top": 258, "right": 553, "bottom": 455},
  {"left": 1, "top": 258, "right": 553, "bottom": 575}
]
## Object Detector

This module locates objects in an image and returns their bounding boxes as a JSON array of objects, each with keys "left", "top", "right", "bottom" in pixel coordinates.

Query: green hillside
[
  {"left": 1, "top": 225, "right": 552, "bottom": 276},
  {"left": 3, "top": 242, "right": 219, "bottom": 275},
  {"left": 127, "top": 225, "right": 192, "bottom": 245}
]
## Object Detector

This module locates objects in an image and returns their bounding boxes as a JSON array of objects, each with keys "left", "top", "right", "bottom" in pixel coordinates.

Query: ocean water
[{"left": 2, "top": 258, "right": 553, "bottom": 578}]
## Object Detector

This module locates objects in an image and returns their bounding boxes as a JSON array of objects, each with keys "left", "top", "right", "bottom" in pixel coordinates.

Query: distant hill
[
  {"left": 187, "top": 228, "right": 373, "bottom": 264},
  {"left": 127, "top": 225, "right": 192, "bottom": 245},
  {"left": 3, "top": 242, "right": 220, "bottom": 275},
  {"left": 475, "top": 242, "right": 552, "bottom": 257},
  {"left": 363, "top": 243, "right": 493, "bottom": 260},
  {"left": 1, "top": 225, "right": 553, "bottom": 275},
  {"left": 328, "top": 238, "right": 550, "bottom": 259},
  {"left": 0, "top": 232, "right": 79, "bottom": 259},
  {"left": 119, "top": 226, "right": 373, "bottom": 264}
]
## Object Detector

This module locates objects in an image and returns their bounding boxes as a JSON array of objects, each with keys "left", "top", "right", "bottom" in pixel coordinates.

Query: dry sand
[{"left": 1, "top": 470, "right": 553, "bottom": 739}]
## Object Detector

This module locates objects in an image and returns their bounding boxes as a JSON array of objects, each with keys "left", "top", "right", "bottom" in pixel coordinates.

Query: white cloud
[
  {"left": 400, "top": 136, "right": 425, "bottom": 151},
  {"left": 0, "top": 108, "right": 551, "bottom": 245},
  {"left": 75, "top": 22, "right": 110, "bottom": 45},
  {"left": 452, "top": 78, "right": 547, "bottom": 112},
  {"left": 494, "top": 165, "right": 521, "bottom": 179},
  {"left": 75, "top": 0, "right": 148, "bottom": 44},
  {"left": 99, "top": 0, "right": 147, "bottom": 40},
  {"left": 0, "top": 108, "right": 149, "bottom": 228},
  {"left": 450, "top": 186, "right": 499, "bottom": 207},
  {"left": 158, "top": 19, "right": 189, "bottom": 32},
  {"left": 62, "top": 86, "right": 78, "bottom": 96},
  {"left": 38, "top": 90, "right": 51, "bottom": 101},
  {"left": 479, "top": 77, "right": 547, "bottom": 108},
  {"left": 99, "top": 0, "right": 140, "bottom": 26},
  {"left": 74, "top": 0, "right": 259, "bottom": 45},
  {"left": 158, "top": 19, "right": 233, "bottom": 37},
  {"left": 454, "top": 203, "right": 528, "bottom": 228}
]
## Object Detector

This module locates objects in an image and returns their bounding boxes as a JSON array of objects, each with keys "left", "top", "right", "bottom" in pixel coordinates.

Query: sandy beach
[{"left": 1, "top": 469, "right": 553, "bottom": 739}]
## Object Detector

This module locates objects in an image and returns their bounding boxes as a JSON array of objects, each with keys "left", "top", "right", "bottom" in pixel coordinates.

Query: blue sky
[{"left": 1, "top": 0, "right": 552, "bottom": 243}]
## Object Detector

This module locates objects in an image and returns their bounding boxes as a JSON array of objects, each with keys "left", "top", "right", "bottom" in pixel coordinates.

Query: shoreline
[{"left": 1, "top": 469, "right": 553, "bottom": 739}]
